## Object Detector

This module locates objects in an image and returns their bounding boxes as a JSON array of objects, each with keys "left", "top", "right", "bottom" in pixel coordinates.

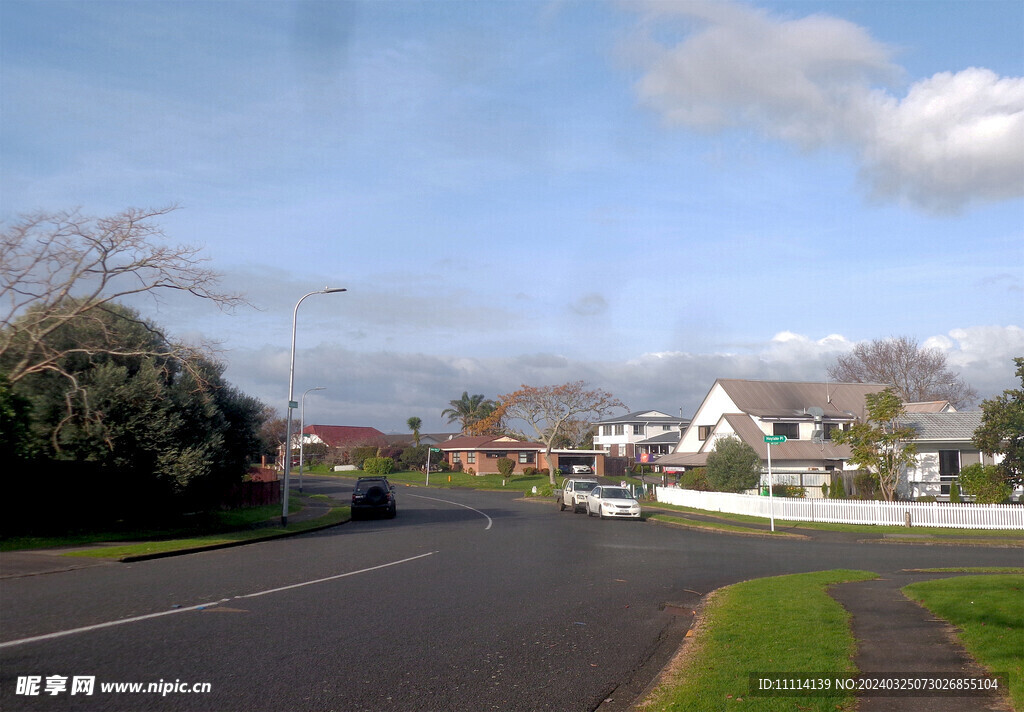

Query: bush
[
  {"left": 496, "top": 457, "right": 515, "bottom": 479},
  {"left": 679, "top": 467, "right": 711, "bottom": 491},
  {"left": 706, "top": 437, "right": 761, "bottom": 492},
  {"left": 351, "top": 446, "right": 379, "bottom": 469},
  {"left": 949, "top": 481, "right": 962, "bottom": 502},
  {"left": 917, "top": 495, "right": 937, "bottom": 502},
  {"left": 958, "top": 463, "right": 1012, "bottom": 504},
  {"left": 453, "top": 460, "right": 464, "bottom": 473},
  {"left": 831, "top": 477, "right": 846, "bottom": 499},
  {"left": 854, "top": 471, "right": 878, "bottom": 499},
  {"left": 530, "top": 484, "right": 553, "bottom": 497},
  {"left": 363, "top": 457, "right": 394, "bottom": 476},
  {"left": 821, "top": 482, "right": 829, "bottom": 498},
  {"left": 522, "top": 466, "right": 537, "bottom": 477},
  {"left": 466, "top": 467, "right": 475, "bottom": 476}
]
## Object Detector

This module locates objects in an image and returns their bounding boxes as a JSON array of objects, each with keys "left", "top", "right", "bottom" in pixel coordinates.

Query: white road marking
[
  {"left": 0, "top": 551, "right": 436, "bottom": 649},
  {"left": 408, "top": 494, "right": 493, "bottom": 530}
]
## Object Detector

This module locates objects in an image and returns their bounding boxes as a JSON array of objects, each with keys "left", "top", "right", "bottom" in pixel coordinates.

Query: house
[
  {"left": 437, "top": 435, "right": 606, "bottom": 476},
  {"left": 904, "top": 401, "right": 957, "bottom": 413},
  {"left": 593, "top": 410, "right": 690, "bottom": 460},
  {"left": 899, "top": 412, "right": 1001, "bottom": 500},
  {"left": 302, "top": 424, "right": 387, "bottom": 454},
  {"left": 384, "top": 432, "right": 460, "bottom": 448},
  {"left": 656, "top": 379, "right": 889, "bottom": 496}
]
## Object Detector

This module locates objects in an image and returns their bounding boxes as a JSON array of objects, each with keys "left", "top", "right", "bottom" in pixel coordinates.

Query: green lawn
[
  {"left": 319, "top": 467, "right": 558, "bottom": 493},
  {"left": 903, "top": 574, "right": 1024, "bottom": 710},
  {"left": 638, "top": 570, "right": 877, "bottom": 711}
]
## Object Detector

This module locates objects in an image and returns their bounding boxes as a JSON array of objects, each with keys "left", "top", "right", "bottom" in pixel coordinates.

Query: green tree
[
  {"left": 399, "top": 445, "right": 428, "bottom": 471},
  {"left": 972, "top": 357, "right": 1024, "bottom": 487},
  {"left": 831, "top": 388, "right": 918, "bottom": 501},
  {"left": 441, "top": 392, "right": 496, "bottom": 433},
  {"left": 0, "top": 374, "right": 32, "bottom": 460},
  {"left": 957, "top": 463, "right": 1011, "bottom": 504},
  {"left": 496, "top": 456, "right": 515, "bottom": 480},
  {"left": 406, "top": 416, "right": 422, "bottom": 446},
  {"left": 705, "top": 437, "right": 762, "bottom": 492}
]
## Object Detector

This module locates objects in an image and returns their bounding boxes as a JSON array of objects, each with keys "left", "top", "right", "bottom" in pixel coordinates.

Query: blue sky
[{"left": 3, "top": 0, "right": 1022, "bottom": 432}]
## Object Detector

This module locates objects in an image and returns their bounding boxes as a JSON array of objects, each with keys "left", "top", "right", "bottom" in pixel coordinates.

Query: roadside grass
[
  {"left": 1, "top": 495, "right": 322, "bottom": 553},
  {"left": 903, "top": 574, "right": 1024, "bottom": 710},
  {"left": 649, "top": 502, "right": 1024, "bottom": 540},
  {"left": 320, "top": 468, "right": 556, "bottom": 493},
  {"left": 647, "top": 513, "right": 807, "bottom": 538},
  {"left": 639, "top": 569, "right": 876, "bottom": 712},
  {"left": 63, "top": 504, "right": 349, "bottom": 560}
]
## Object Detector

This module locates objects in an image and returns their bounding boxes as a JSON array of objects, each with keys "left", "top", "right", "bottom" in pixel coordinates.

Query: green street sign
[
  {"left": 288, "top": 400, "right": 299, "bottom": 409},
  {"left": 429, "top": 448, "right": 442, "bottom": 453},
  {"left": 764, "top": 435, "right": 787, "bottom": 444}
]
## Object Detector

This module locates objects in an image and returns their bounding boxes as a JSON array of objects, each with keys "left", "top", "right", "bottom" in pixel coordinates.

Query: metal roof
[
  {"left": 900, "top": 412, "right": 982, "bottom": 441},
  {"left": 716, "top": 379, "right": 888, "bottom": 419}
]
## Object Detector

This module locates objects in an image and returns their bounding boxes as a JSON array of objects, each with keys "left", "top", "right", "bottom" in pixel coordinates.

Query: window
[
  {"left": 938, "top": 450, "right": 960, "bottom": 495},
  {"left": 633, "top": 424, "right": 643, "bottom": 435},
  {"left": 663, "top": 424, "right": 673, "bottom": 431},
  {"left": 773, "top": 422, "right": 799, "bottom": 439},
  {"left": 518, "top": 451, "right": 534, "bottom": 464},
  {"left": 466, "top": 452, "right": 476, "bottom": 464},
  {"left": 602, "top": 425, "right": 611, "bottom": 436},
  {"left": 614, "top": 424, "right": 624, "bottom": 436},
  {"left": 822, "top": 423, "right": 840, "bottom": 440},
  {"left": 698, "top": 425, "right": 712, "bottom": 441},
  {"left": 452, "top": 453, "right": 461, "bottom": 463}
]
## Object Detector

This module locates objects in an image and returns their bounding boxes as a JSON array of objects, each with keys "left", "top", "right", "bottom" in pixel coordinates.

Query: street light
[
  {"left": 282, "top": 287, "right": 346, "bottom": 526},
  {"left": 299, "top": 386, "right": 326, "bottom": 493}
]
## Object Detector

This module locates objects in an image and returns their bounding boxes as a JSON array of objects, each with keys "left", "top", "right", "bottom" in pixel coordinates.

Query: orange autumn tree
[{"left": 475, "top": 381, "right": 624, "bottom": 485}]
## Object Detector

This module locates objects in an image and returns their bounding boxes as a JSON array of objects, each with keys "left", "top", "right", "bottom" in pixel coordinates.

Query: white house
[
  {"left": 657, "top": 379, "right": 889, "bottom": 496},
  {"left": 592, "top": 410, "right": 690, "bottom": 461},
  {"left": 899, "top": 412, "right": 1004, "bottom": 500}
]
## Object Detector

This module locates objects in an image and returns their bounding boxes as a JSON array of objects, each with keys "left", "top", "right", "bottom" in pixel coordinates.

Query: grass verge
[
  {"left": 903, "top": 574, "right": 1024, "bottom": 710},
  {"left": 647, "top": 513, "right": 808, "bottom": 538},
  {"left": 639, "top": 569, "right": 877, "bottom": 712},
  {"left": 649, "top": 502, "right": 1024, "bottom": 540},
  {"left": 319, "top": 468, "right": 557, "bottom": 493}
]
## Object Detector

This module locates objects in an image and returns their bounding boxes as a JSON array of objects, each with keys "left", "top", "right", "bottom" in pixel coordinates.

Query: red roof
[{"left": 303, "top": 424, "right": 386, "bottom": 448}]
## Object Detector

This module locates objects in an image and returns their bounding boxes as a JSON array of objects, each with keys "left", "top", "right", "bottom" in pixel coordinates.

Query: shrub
[
  {"left": 496, "top": 457, "right": 516, "bottom": 479},
  {"left": 522, "top": 466, "right": 537, "bottom": 477},
  {"left": 530, "top": 483, "right": 553, "bottom": 497},
  {"left": 831, "top": 477, "right": 846, "bottom": 499},
  {"left": 948, "top": 481, "right": 962, "bottom": 502},
  {"left": 466, "top": 467, "right": 475, "bottom": 476},
  {"left": 854, "top": 471, "right": 879, "bottom": 499},
  {"left": 706, "top": 437, "right": 761, "bottom": 492},
  {"left": 363, "top": 457, "right": 394, "bottom": 476},
  {"left": 821, "top": 482, "right": 829, "bottom": 498},
  {"left": 679, "top": 467, "right": 711, "bottom": 491},
  {"left": 350, "top": 446, "right": 379, "bottom": 469},
  {"left": 917, "top": 495, "right": 937, "bottom": 502},
  {"left": 453, "top": 460, "right": 464, "bottom": 473},
  {"left": 958, "top": 463, "right": 1012, "bottom": 504}
]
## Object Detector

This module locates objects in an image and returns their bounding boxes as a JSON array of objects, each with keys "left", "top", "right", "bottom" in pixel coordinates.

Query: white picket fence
[{"left": 655, "top": 487, "right": 1024, "bottom": 530}]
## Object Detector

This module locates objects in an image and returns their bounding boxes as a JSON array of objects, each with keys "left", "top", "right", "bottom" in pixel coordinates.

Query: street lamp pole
[
  {"left": 299, "top": 386, "right": 326, "bottom": 493},
  {"left": 283, "top": 287, "right": 345, "bottom": 526}
]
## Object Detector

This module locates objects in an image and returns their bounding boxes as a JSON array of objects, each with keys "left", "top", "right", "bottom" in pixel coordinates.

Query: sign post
[
  {"left": 426, "top": 447, "right": 441, "bottom": 486},
  {"left": 763, "top": 435, "right": 787, "bottom": 532}
]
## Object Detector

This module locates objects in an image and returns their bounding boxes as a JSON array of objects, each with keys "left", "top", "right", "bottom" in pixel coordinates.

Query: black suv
[{"left": 351, "top": 476, "right": 397, "bottom": 519}]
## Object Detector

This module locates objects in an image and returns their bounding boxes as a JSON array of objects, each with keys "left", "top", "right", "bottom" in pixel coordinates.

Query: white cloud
[{"left": 629, "top": 1, "right": 1024, "bottom": 213}]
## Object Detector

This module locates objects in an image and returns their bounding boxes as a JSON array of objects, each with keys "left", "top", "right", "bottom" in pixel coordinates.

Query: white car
[
  {"left": 571, "top": 464, "right": 592, "bottom": 475},
  {"left": 558, "top": 478, "right": 599, "bottom": 512},
  {"left": 585, "top": 486, "right": 641, "bottom": 520}
]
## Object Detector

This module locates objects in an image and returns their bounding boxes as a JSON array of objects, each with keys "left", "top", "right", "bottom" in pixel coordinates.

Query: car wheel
[
  {"left": 388, "top": 505, "right": 397, "bottom": 519},
  {"left": 586, "top": 506, "right": 593, "bottom": 517},
  {"left": 558, "top": 499, "right": 566, "bottom": 511}
]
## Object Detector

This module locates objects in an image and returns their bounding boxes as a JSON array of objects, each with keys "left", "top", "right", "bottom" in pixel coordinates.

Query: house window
[
  {"left": 614, "top": 424, "right": 624, "bottom": 436},
  {"left": 698, "top": 425, "right": 712, "bottom": 441},
  {"left": 466, "top": 452, "right": 476, "bottom": 464},
  {"left": 774, "top": 422, "right": 799, "bottom": 439},
  {"left": 452, "top": 453, "right": 461, "bottom": 463},
  {"left": 602, "top": 425, "right": 611, "bottom": 436},
  {"left": 822, "top": 423, "right": 840, "bottom": 440},
  {"left": 518, "top": 451, "right": 534, "bottom": 464},
  {"left": 633, "top": 424, "right": 643, "bottom": 435},
  {"left": 663, "top": 424, "right": 673, "bottom": 431},
  {"left": 938, "top": 450, "right": 960, "bottom": 495}
]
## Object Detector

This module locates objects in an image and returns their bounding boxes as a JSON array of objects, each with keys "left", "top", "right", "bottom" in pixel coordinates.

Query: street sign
[
  {"left": 288, "top": 400, "right": 299, "bottom": 409},
  {"left": 764, "top": 435, "right": 787, "bottom": 444},
  {"left": 429, "top": 447, "right": 442, "bottom": 453}
]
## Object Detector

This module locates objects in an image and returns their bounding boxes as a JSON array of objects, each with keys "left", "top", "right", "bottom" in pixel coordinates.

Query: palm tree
[
  {"left": 441, "top": 392, "right": 495, "bottom": 433},
  {"left": 406, "top": 416, "right": 422, "bottom": 446}
]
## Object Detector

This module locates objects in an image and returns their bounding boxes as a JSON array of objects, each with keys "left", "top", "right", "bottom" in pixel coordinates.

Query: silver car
[{"left": 585, "top": 486, "right": 641, "bottom": 519}]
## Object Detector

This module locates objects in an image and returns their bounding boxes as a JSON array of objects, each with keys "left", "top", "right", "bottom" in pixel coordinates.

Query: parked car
[
  {"left": 585, "top": 486, "right": 641, "bottom": 520},
  {"left": 571, "top": 464, "right": 592, "bottom": 475},
  {"left": 351, "top": 476, "right": 397, "bottom": 519},
  {"left": 557, "top": 478, "right": 599, "bottom": 512}
]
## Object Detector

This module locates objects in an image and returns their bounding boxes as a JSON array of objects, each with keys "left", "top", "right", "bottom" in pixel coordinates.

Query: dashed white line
[{"left": 0, "top": 551, "right": 436, "bottom": 649}]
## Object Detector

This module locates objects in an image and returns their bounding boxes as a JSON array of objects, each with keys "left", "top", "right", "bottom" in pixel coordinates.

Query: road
[{"left": 2, "top": 477, "right": 1020, "bottom": 711}]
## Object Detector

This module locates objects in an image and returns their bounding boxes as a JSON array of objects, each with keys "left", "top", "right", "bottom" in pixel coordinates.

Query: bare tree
[
  {"left": 478, "top": 381, "right": 624, "bottom": 485},
  {"left": 1, "top": 207, "right": 247, "bottom": 386},
  {"left": 827, "top": 336, "right": 977, "bottom": 409}
]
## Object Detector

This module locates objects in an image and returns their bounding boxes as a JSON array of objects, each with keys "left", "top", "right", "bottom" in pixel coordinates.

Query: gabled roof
[
  {"left": 901, "top": 412, "right": 982, "bottom": 441},
  {"left": 903, "top": 401, "right": 955, "bottom": 413},
  {"left": 303, "top": 425, "right": 386, "bottom": 448},
  {"left": 637, "top": 431, "right": 682, "bottom": 445},
  {"left": 715, "top": 379, "right": 887, "bottom": 419},
  {"left": 438, "top": 435, "right": 545, "bottom": 451},
  {"left": 595, "top": 409, "right": 688, "bottom": 424}
]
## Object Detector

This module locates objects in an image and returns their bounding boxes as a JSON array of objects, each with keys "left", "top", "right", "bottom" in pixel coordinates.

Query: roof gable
[{"left": 716, "top": 379, "right": 887, "bottom": 419}]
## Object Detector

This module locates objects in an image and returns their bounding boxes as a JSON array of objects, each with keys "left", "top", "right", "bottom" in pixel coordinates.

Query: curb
[{"left": 118, "top": 515, "right": 349, "bottom": 563}]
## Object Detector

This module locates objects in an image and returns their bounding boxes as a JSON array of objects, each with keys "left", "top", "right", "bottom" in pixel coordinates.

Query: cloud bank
[{"left": 629, "top": 0, "right": 1024, "bottom": 213}]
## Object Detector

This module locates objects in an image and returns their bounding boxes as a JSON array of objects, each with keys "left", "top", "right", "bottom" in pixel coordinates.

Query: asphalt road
[{"left": 2, "top": 478, "right": 1021, "bottom": 712}]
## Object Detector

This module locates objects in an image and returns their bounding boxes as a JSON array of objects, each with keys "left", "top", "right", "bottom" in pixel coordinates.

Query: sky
[{"left": 2, "top": 0, "right": 1023, "bottom": 434}]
